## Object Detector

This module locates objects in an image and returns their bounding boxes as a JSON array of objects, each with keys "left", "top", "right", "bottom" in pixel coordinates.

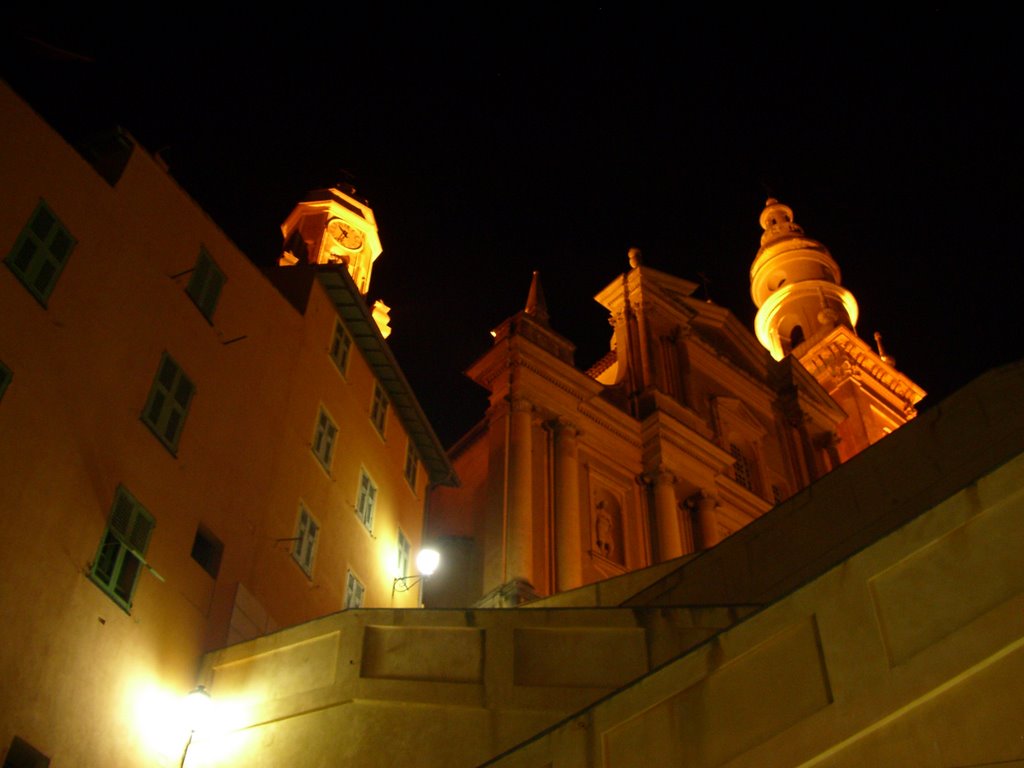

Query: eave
[{"left": 315, "top": 266, "right": 458, "bottom": 488}]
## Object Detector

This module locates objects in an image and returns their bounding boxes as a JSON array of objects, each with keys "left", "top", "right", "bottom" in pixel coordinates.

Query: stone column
[
  {"left": 652, "top": 468, "right": 683, "bottom": 561},
  {"left": 553, "top": 419, "right": 582, "bottom": 592},
  {"left": 694, "top": 491, "right": 720, "bottom": 549},
  {"left": 506, "top": 396, "right": 534, "bottom": 585}
]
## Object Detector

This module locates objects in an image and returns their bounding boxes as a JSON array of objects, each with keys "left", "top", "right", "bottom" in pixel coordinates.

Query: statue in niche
[
  {"left": 595, "top": 503, "right": 615, "bottom": 558},
  {"left": 592, "top": 490, "right": 624, "bottom": 564}
]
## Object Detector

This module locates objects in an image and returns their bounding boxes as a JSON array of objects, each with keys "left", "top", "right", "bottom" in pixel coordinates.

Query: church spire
[
  {"left": 524, "top": 270, "right": 550, "bottom": 326},
  {"left": 749, "top": 198, "right": 859, "bottom": 360}
]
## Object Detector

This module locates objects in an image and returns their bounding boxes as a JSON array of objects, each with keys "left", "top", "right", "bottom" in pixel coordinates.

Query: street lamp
[
  {"left": 180, "top": 685, "right": 211, "bottom": 768},
  {"left": 392, "top": 547, "right": 440, "bottom": 599}
]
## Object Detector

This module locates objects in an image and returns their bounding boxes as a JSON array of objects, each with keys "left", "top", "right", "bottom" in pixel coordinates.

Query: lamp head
[
  {"left": 183, "top": 685, "right": 212, "bottom": 732},
  {"left": 415, "top": 548, "right": 440, "bottom": 577}
]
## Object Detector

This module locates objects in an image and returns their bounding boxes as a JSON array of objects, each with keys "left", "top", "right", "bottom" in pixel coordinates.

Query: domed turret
[{"left": 749, "top": 199, "right": 859, "bottom": 360}]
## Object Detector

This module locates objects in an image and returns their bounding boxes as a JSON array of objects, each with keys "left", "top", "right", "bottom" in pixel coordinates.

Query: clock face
[{"left": 327, "top": 218, "right": 364, "bottom": 251}]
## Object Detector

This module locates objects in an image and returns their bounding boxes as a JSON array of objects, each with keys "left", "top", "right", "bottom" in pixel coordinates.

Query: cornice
[
  {"left": 714, "top": 476, "right": 773, "bottom": 519},
  {"left": 640, "top": 408, "right": 735, "bottom": 475},
  {"left": 799, "top": 328, "right": 926, "bottom": 413},
  {"left": 517, "top": 353, "right": 603, "bottom": 403},
  {"left": 577, "top": 399, "right": 643, "bottom": 449}
]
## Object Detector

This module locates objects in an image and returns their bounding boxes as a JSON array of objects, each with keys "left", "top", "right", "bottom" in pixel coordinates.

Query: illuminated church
[
  {"left": 4, "top": 75, "right": 1023, "bottom": 768},
  {"left": 424, "top": 197, "right": 925, "bottom": 607}
]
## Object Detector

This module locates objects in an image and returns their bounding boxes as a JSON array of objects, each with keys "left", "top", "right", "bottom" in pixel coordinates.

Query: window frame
[
  {"left": 344, "top": 568, "right": 365, "bottom": 609},
  {"left": 89, "top": 485, "right": 155, "bottom": 613},
  {"left": 729, "top": 443, "right": 754, "bottom": 491},
  {"left": 370, "top": 382, "right": 389, "bottom": 437},
  {"left": 355, "top": 468, "right": 378, "bottom": 532},
  {"left": 141, "top": 352, "right": 195, "bottom": 455},
  {"left": 312, "top": 406, "right": 338, "bottom": 470},
  {"left": 329, "top": 319, "right": 353, "bottom": 377},
  {"left": 397, "top": 528, "right": 411, "bottom": 579},
  {"left": 190, "top": 524, "right": 223, "bottom": 578},
  {"left": 291, "top": 503, "right": 320, "bottom": 577},
  {"left": 185, "top": 246, "right": 225, "bottom": 322},
  {"left": 403, "top": 440, "right": 419, "bottom": 490},
  {"left": 4, "top": 199, "right": 76, "bottom": 305}
]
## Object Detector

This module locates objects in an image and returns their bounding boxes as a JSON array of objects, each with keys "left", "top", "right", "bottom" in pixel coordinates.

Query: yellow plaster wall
[{"left": 0, "top": 81, "right": 432, "bottom": 766}]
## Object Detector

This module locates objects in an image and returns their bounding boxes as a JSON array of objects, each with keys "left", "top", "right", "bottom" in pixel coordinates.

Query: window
[
  {"left": 403, "top": 440, "right": 419, "bottom": 489},
  {"left": 355, "top": 468, "right": 377, "bottom": 531},
  {"left": 730, "top": 443, "right": 753, "bottom": 491},
  {"left": 190, "top": 525, "right": 223, "bottom": 578},
  {"left": 329, "top": 320, "right": 352, "bottom": 376},
  {"left": 370, "top": 382, "right": 389, "bottom": 436},
  {"left": 89, "top": 485, "right": 155, "bottom": 612},
  {"left": 291, "top": 504, "right": 319, "bottom": 577},
  {"left": 185, "top": 247, "right": 225, "bottom": 321},
  {"left": 0, "top": 360, "right": 11, "bottom": 403},
  {"left": 4, "top": 199, "right": 76, "bottom": 305},
  {"left": 4, "top": 735, "right": 50, "bottom": 768},
  {"left": 141, "top": 353, "right": 195, "bottom": 453},
  {"left": 344, "top": 569, "right": 365, "bottom": 608},
  {"left": 312, "top": 406, "right": 338, "bottom": 469},
  {"left": 396, "top": 529, "right": 411, "bottom": 579}
]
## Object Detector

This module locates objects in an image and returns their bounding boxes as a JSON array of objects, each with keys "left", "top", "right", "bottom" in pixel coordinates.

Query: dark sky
[{"left": 4, "top": 10, "right": 1021, "bottom": 447}]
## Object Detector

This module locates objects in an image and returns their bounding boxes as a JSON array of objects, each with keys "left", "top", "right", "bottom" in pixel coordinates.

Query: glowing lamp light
[
  {"left": 393, "top": 547, "right": 441, "bottom": 599},
  {"left": 415, "top": 547, "right": 440, "bottom": 576},
  {"left": 179, "top": 685, "right": 212, "bottom": 768},
  {"left": 183, "top": 685, "right": 212, "bottom": 733}
]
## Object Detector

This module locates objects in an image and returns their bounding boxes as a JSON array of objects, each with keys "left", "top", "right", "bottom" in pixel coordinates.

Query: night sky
[{"left": 4, "top": 11, "right": 1021, "bottom": 448}]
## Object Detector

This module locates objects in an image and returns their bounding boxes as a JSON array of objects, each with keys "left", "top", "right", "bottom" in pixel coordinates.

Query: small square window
[
  {"left": 344, "top": 569, "right": 365, "bottom": 609},
  {"left": 370, "top": 382, "right": 389, "bottom": 436},
  {"left": 89, "top": 485, "right": 155, "bottom": 612},
  {"left": 190, "top": 525, "right": 223, "bottom": 578},
  {"left": 404, "top": 440, "right": 418, "bottom": 489},
  {"left": 4, "top": 199, "right": 76, "bottom": 305},
  {"left": 141, "top": 353, "right": 195, "bottom": 454},
  {"left": 312, "top": 406, "right": 338, "bottom": 470},
  {"left": 355, "top": 468, "right": 377, "bottom": 532},
  {"left": 0, "top": 360, "right": 11, "bottom": 403},
  {"left": 329, "top": 320, "right": 352, "bottom": 376},
  {"left": 396, "top": 529, "right": 411, "bottom": 579},
  {"left": 292, "top": 504, "right": 319, "bottom": 577},
  {"left": 185, "top": 247, "right": 225, "bottom": 321}
]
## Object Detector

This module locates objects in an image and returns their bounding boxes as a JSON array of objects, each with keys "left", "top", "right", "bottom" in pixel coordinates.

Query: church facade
[{"left": 425, "top": 201, "right": 924, "bottom": 607}]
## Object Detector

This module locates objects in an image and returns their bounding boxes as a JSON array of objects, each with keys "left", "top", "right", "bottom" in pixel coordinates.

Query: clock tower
[
  {"left": 750, "top": 198, "right": 925, "bottom": 462},
  {"left": 278, "top": 183, "right": 383, "bottom": 296}
]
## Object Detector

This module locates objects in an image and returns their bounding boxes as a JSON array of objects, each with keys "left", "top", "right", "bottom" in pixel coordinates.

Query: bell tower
[
  {"left": 750, "top": 198, "right": 925, "bottom": 462},
  {"left": 278, "top": 184, "right": 393, "bottom": 337},
  {"left": 278, "top": 183, "right": 383, "bottom": 296}
]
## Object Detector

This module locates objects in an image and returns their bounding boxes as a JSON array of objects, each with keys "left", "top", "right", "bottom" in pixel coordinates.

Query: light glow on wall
[
  {"left": 133, "top": 678, "right": 257, "bottom": 766},
  {"left": 133, "top": 681, "right": 191, "bottom": 761}
]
